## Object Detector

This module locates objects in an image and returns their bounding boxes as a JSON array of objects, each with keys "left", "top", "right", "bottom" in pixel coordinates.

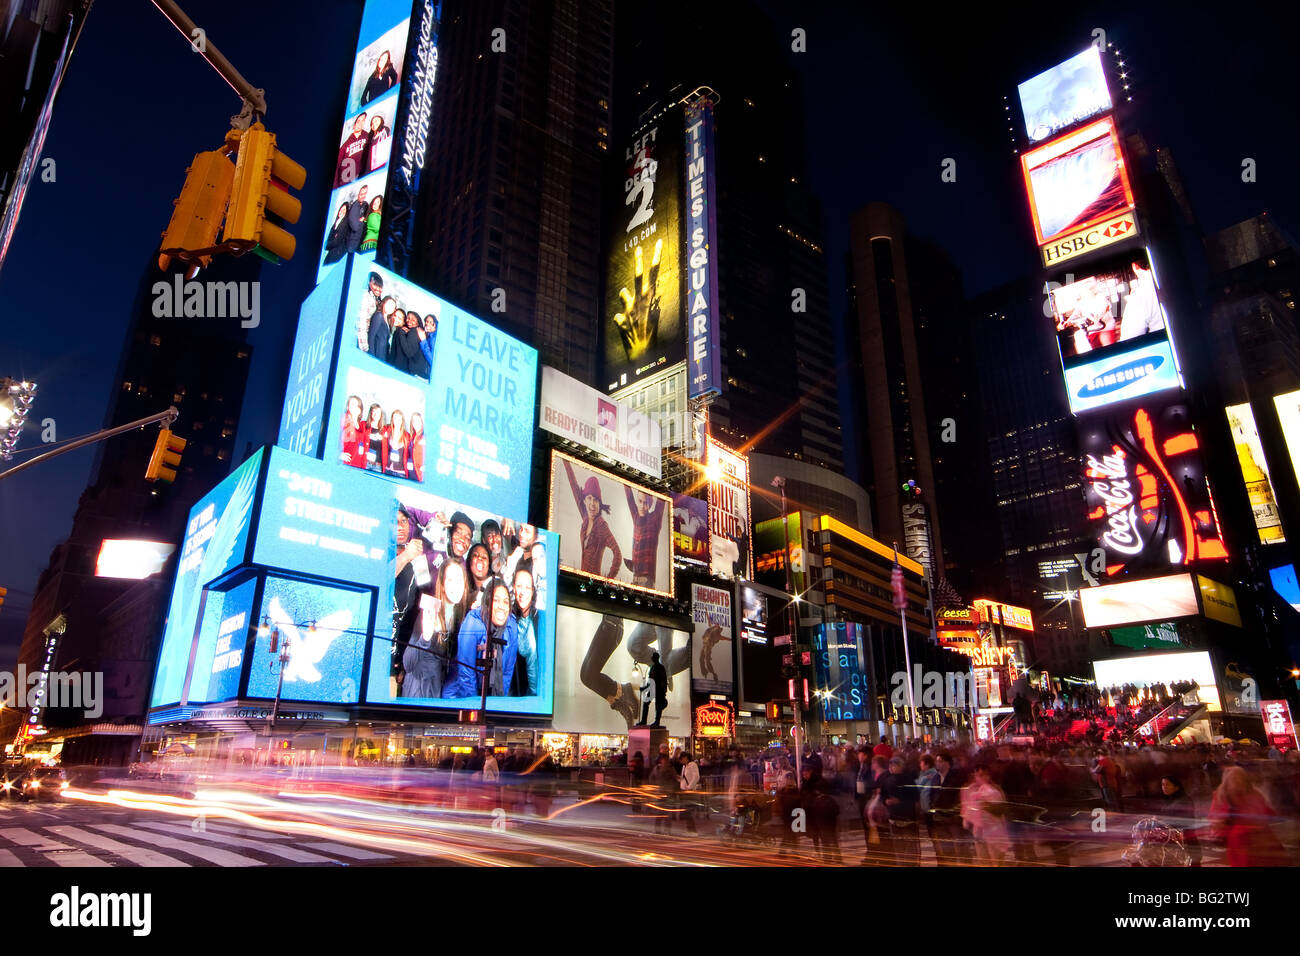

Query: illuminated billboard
[
  {"left": 1051, "top": 251, "right": 1167, "bottom": 361},
  {"left": 279, "top": 264, "right": 347, "bottom": 457},
  {"left": 192, "top": 577, "right": 258, "bottom": 704},
  {"left": 1080, "top": 401, "right": 1228, "bottom": 577},
  {"left": 548, "top": 451, "right": 673, "bottom": 597},
  {"left": 740, "top": 585, "right": 769, "bottom": 644},
  {"left": 683, "top": 97, "right": 722, "bottom": 399},
  {"left": 707, "top": 437, "right": 752, "bottom": 580},
  {"left": 1021, "top": 117, "right": 1136, "bottom": 267},
  {"left": 603, "top": 111, "right": 685, "bottom": 392},
  {"left": 539, "top": 366, "right": 661, "bottom": 479},
  {"left": 1079, "top": 573, "right": 1199, "bottom": 628},
  {"left": 1108, "top": 620, "right": 1182, "bottom": 650},
  {"left": 1196, "top": 575, "right": 1242, "bottom": 628},
  {"left": 552, "top": 606, "right": 689, "bottom": 735},
  {"left": 95, "top": 540, "right": 175, "bottom": 579},
  {"left": 690, "top": 583, "right": 734, "bottom": 696},
  {"left": 152, "top": 449, "right": 264, "bottom": 708},
  {"left": 316, "top": 0, "right": 413, "bottom": 283},
  {"left": 246, "top": 577, "right": 371, "bottom": 705},
  {"left": 376, "top": 0, "right": 442, "bottom": 275},
  {"left": 1225, "top": 402, "right": 1284, "bottom": 544},
  {"left": 672, "top": 493, "right": 709, "bottom": 567},
  {"left": 1091, "top": 650, "right": 1221, "bottom": 711},
  {"left": 1018, "top": 46, "right": 1113, "bottom": 144},
  {"left": 321, "top": 262, "right": 537, "bottom": 518},
  {"left": 813, "top": 622, "right": 871, "bottom": 722},
  {"left": 972, "top": 600, "right": 1034, "bottom": 631},
  {"left": 1063, "top": 337, "right": 1181, "bottom": 413},
  {"left": 1275, "top": 388, "right": 1300, "bottom": 489},
  {"left": 1270, "top": 564, "right": 1300, "bottom": 612}
]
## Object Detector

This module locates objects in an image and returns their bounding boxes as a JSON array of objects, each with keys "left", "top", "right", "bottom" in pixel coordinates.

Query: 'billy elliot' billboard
[
  {"left": 604, "top": 110, "right": 685, "bottom": 392},
  {"left": 707, "top": 437, "right": 752, "bottom": 581},
  {"left": 1021, "top": 116, "right": 1137, "bottom": 267},
  {"left": 1079, "top": 400, "right": 1229, "bottom": 577}
]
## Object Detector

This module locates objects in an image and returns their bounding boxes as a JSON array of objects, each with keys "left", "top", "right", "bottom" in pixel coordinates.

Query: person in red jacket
[
  {"left": 407, "top": 412, "right": 425, "bottom": 482},
  {"left": 384, "top": 410, "right": 409, "bottom": 478},
  {"left": 340, "top": 395, "right": 366, "bottom": 468},
  {"left": 1209, "top": 766, "right": 1288, "bottom": 866}
]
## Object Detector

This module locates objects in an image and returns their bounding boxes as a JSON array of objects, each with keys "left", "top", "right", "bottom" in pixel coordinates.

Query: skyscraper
[
  {"left": 407, "top": 0, "right": 614, "bottom": 386},
  {"left": 610, "top": 1, "right": 844, "bottom": 475}
]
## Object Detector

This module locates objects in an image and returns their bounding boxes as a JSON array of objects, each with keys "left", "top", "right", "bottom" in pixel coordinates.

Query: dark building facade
[
  {"left": 7, "top": 259, "right": 254, "bottom": 755},
  {"left": 612, "top": 1, "right": 844, "bottom": 473},
  {"left": 408, "top": 0, "right": 614, "bottom": 386}
]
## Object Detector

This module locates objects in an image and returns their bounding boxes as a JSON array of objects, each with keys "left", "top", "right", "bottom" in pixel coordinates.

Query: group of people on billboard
[
  {"left": 1052, "top": 256, "right": 1164, "bottom": 358},
  {"left": 323, "top": 183, "right": 385, "bottom": 264},
  {"left": 355, "top": 270, "right": 438, "bottom": 380},
  {"left": 392, "top": 506, "right": 548, "bottom": 702},
  {"left": 340, "top": 394, "right": 425, "bottom": 481}
]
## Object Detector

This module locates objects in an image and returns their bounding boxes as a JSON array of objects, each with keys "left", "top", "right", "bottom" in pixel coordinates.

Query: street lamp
[
  {"left": 261, "top": 614, "right": 314, "bottom": 743},
  {"left": 0, "top": 379, "right": 37, "bottom": 460}
]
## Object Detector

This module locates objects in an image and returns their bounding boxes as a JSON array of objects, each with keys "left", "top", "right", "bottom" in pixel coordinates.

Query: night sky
[{"left": 2, "top": 1, "right": 1298, "bottom": 662}]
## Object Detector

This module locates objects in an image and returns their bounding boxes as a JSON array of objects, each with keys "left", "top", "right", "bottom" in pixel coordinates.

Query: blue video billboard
[
  {"left": 251, "top": 445, "right": 557, "bottom": 716},
  {"left": 812, "top": 622, "right": 872, "bottom": 722},
  {"left": 151, "top": 449, "right": 264, "bottom": 708},
  {"left": 1063, "top": 336, "right": 1182, "bottom": 414},
  {"left": 191, "top": 577, "right": 258, "bottom": 704},
  {"left": 278, "top": 264, "right": 347, "bottom": 457},
  {"left": 246, "top": 577, "right": 371, "bottom": 705},
  {"left": 316, "top": 0, "right": 415, "bottom": 284},
  {"left": 326, "top": 262, "right": 538, "bottom": 518}
]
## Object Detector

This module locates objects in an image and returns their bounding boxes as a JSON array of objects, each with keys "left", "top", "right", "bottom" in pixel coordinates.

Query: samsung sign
[
  {"left": 1064, "top": 337, "right": 1181, "bottom": 414},
  {"left": 684, "top": 98, "right": 722, "bottom": 399}
]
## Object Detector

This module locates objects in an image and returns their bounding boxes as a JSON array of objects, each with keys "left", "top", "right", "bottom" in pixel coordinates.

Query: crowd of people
[{"left": 392, "top": 507, "right": 547, "bottom": 701}]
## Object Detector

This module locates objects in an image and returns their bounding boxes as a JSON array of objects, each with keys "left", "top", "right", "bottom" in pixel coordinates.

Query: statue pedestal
[{"left": 627, "top": 725, "right": 669, "bottom": 764}]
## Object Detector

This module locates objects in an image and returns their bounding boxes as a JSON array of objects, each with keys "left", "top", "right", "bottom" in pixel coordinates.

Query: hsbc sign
[{"left": 1041, "top": 210, "right": 1139, "bottom": 266}]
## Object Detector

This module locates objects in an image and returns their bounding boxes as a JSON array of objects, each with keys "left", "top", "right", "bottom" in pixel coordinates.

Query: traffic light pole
[
  {"left": 0, "top": 407, "right": 178, "bottom": 483},
  {"left": 150, "top": 0, "right": 267, "bottom": 126}
]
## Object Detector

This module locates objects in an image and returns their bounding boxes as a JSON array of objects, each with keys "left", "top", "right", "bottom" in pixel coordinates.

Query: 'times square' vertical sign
[{"left": 684, "top": 97, "right": 721, "bottom": 399}]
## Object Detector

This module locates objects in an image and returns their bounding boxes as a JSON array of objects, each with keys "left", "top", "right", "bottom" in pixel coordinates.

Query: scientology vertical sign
[{"left": 684, "top": 98, "right": 721, "bottom": 399}]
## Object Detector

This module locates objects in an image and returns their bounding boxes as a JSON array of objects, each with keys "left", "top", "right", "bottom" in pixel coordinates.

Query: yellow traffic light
[
  {"left": 0, "top": 586, "right": 7, "bottom": 610},
  {"left": 222, "top": 123, "right": 306, "bottom": 263},
  {"left": 159, "top": 149, "right": 235, "bottom": 274},
  {"left": 145, "top": 429, "right": 187, "bottom": 484}
]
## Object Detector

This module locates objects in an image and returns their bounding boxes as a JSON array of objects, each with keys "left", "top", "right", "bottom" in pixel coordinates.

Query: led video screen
[
  {"left": 708, "top": 438, "right": 752, "bottom": 581},
  {"left": 548, "top": 451, "right": 674, "bottom": 597},
  {"left": 1018, "top": 46, "right": 1113, "bottom": 144},
  {"left": 813, "top": 622, "right": 871, "bottom": 722},
  {"left": 1080, "top": 401, "right": 1228, "bottom": 576},
  {"left": 552, "top": 606, "right": 690, "bottom": 735},
  {"left": 246, "top": 577, "right": 371, "bottom": 705},
  {"left": 151, "top": 449, "right": 264, "bottom": 708},
  {"left": 325, "top": 262, "right": 538, "bottom": 519},
  {"left": 1063, "top": 337, "right": 1181, "bottom": 414},
  {"left": 316, "top": 2, "right": 412, "bottom": 283},
  {"left": 1226, "top": 402, "right": 1284, "bottom": 544},
  {"left": 1051, "top": 251, "right": 1167, "bottom": 361},
  {"left": 1091, "top": 650, "right": 1221, "bottom": 711},
  {"left": 672, "top": 493, "right": 708, "bottom": 566},
  {"left": 191, "top": 577, "right": 258, "bottom": 704},
  {"left": 1021, "top": 117, "right": 1136, "bottom": 266},
  {"left": 1079, "top": 573, "right": 1199, "bottom": 629}
]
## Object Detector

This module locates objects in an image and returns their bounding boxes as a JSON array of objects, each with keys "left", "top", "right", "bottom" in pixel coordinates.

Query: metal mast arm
[
  {"left": 0, "top": 407, "right": 178, "bottom": 482},
  {"left": 150, "top": 0, "right": 267, "bottom": 125}
]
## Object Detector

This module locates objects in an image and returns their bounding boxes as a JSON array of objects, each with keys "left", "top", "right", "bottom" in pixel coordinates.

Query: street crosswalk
[{"left": 0, "top": 804, "right": 412, "bottom": 867}]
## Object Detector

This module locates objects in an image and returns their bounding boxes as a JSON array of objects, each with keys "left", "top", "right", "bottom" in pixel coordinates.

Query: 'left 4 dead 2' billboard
[
  {"left": 278, "top": 258, "right": 538, "bottom": 520},
  {"left": 150, "top": 444, "right": 560, "bottom": 718}
]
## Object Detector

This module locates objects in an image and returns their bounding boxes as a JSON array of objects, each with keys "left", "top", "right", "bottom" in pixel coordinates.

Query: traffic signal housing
[
  {"left": 0, "top": 586, "right": 7, "bottom": 611},
  {"left": 158, "top": 149, "right": 235, "bottom": 275},
  {"left": 222, "top": 123, "right": 306, "bottom": 263},
  {"left": 145, "top": 429, "right": 187, "bottom": 484}
]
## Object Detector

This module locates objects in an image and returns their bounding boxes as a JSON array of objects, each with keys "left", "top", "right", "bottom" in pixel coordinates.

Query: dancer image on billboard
[
  {"left": 697, "top": 623, "right": 730, "bottom": 683},
  {"left": 623, "top": 485, "right": 666, "bottom": 589},
  {"left": 580, "top": 614, "right": 689, "bottom": 727},
  {"left": 562, "top": 456, "right": 623, "bottom": 579}
]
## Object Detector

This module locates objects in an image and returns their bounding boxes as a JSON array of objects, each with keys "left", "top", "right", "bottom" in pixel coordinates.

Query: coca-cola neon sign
[{"left": 1081, "top": 403, "right": 1228, "bottom": 576}]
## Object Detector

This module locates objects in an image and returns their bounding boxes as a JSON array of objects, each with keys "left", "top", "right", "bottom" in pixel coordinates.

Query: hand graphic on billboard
[{"left": 613, "top": 239, "right": 663, "bottom": 360}]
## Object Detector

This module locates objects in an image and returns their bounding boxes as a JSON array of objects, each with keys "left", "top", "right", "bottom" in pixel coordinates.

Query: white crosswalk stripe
[
  {"left": 89, "top": 824, "right": 266, "bottom": 867},
  {"left": 135, "top": 821, "right": 344, "bottom": 864},
  {"left": 0, "top": 827, "right": 112, "bottom": 866},
  {"left": 45, "top": 826, "right": 191, "bottom": 867},
  {"left": 0, "top": 848, "right": 26, "bottom": 866},
  {"left": 203, "top": 821, "right": 293, "bottom": 840},
  {"left": 300, "top": 842, "right": 393, "bottom": 861}
]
